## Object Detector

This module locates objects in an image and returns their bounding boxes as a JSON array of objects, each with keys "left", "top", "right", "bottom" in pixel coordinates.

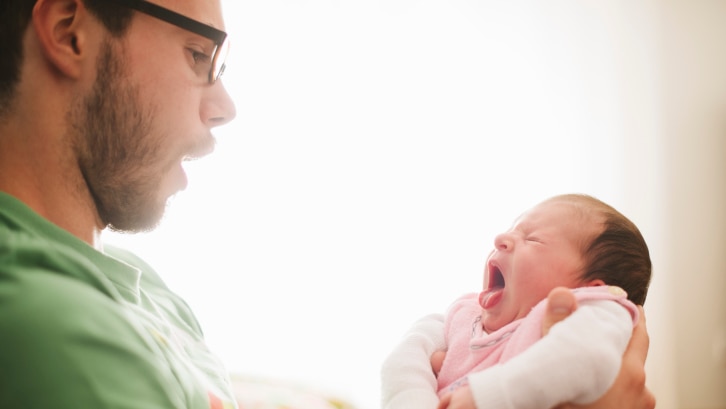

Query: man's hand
[
  {"left": 436, "top": 287, "right": 595, "bottom": 409},
  {"left": 437, "top": 385, "right": 476, "bottom": 409},
  {"left": 431, "top": 350, "right": 447, "bottom": 377},
  {"left": 543, "top": 288, "right": 656, "bottom": 409},
  {"left": 541, "top": 287, "right": 579, "bottom": 336}
]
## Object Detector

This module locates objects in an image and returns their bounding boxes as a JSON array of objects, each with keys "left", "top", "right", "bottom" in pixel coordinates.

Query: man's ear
[{"left": 32, "top": 0, "right": 94, "bottom": 79}]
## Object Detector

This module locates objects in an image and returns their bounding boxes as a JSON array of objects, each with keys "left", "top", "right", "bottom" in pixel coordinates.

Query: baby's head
[{"left": 479, "top": 194, "right": 651, "bottom": 332}]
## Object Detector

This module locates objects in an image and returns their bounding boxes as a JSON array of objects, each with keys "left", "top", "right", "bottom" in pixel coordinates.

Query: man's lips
[{"left": 184, "top": 134, "right": 217, "bottom": 162}]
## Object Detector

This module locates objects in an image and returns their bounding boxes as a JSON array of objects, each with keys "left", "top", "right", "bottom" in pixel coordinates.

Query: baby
[{"left": 383, "top": 194, "right": 651, "bottom": 409}]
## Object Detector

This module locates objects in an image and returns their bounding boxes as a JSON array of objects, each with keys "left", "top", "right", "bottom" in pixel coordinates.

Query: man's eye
[{"left": 189, "top": 49, "right": 211, "bottom": 64}]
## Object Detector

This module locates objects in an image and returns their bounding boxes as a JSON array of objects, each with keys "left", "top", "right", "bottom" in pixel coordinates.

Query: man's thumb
[{"left": 541, "top": 287, "right": 578, "bottom": 336}]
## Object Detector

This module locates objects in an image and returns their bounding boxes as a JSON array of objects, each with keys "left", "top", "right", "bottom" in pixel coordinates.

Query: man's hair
[
  {"left": 0, "top": 0, "right": 133, "bottom": 115},
  {"left": 550, "top": 194, "right": 652, "bottom": 306}
]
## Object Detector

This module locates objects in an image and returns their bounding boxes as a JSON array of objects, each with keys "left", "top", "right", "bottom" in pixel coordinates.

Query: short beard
[{"left": 70, "top": 40, "right": 167, "bottom": 233}]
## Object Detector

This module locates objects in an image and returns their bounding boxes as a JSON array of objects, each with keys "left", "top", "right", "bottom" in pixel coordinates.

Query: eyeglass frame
[{"left": 107, "top": 0, "right": 228, "bottom": 84}]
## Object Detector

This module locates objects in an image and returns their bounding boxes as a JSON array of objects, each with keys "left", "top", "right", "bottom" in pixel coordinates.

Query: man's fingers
[
  {"left": 437, "top": 392, "right": 451, "bottom": 409},
  {"left": 644, "top": 389, "right": 656, "bottom": 409},
  {"left": 629, "top": 306, "right": 650, "bottom": 364},
  {"left": 542, "top": 287, "right": 578, "bottom": 336}
]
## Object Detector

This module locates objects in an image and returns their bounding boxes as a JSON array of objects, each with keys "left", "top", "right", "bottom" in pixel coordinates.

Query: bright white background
[{"left": 105, "top": 1, "right": 726, "bottom": 409}]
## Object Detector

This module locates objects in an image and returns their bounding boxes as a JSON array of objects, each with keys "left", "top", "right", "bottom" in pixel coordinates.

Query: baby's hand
[
  {"left": 437, "top": 385, "right": 476, "bottom": 409},
  {"left": 430, "top": 350, "right": 447, "bottom": 376}
]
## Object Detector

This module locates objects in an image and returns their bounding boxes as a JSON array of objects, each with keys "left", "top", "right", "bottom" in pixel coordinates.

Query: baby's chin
[
  {"left": 480, "top": 312, "right": 508, "bottom": 333},
  {"left": 481, "top": 308, "right": 531, "bottom": 333}
]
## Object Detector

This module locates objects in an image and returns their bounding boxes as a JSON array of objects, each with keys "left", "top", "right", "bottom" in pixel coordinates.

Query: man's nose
[{"left": 201, "top": 80, "right": 237, "bottom": 128}]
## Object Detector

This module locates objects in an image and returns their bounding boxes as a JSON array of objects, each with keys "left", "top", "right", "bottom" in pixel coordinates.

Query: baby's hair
[{"left": 546, "top": 194, "right": 652, "bottom": 305}]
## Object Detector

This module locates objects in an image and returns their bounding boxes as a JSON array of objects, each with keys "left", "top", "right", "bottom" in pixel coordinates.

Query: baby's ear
[{"left": 586, "top": 279, "right": 606, "bottom": 287}]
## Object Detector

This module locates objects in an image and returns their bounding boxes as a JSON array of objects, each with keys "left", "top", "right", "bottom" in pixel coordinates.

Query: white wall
[
  {"left": 656, "top": 1, "right": 726, "bottom": 408},
  {"left": 104, "top": 1, "right": 726, "bottom": 408}
]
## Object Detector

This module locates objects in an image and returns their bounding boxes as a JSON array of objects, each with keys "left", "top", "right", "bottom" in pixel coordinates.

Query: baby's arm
[
  {"left": 381, "top": 313, "right": 446, "bottom": 409},
  {"left": 466, "top": 300, "right": 633, "bottom": 409},
  {"left": 557, "top": 305, "right": 655, "bottom": 409}
]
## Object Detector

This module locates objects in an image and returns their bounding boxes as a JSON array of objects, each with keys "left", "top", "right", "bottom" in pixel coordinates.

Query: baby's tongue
[{"left": 479, "top": 287, "right": 504, "bottom": 309}]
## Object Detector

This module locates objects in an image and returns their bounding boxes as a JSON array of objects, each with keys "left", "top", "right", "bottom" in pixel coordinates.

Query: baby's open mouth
[
  {"left": 480, "top": 264, "right": 505, "bottom": 309},
  {"left": 489, "top": 266, "right": 505, "bottom": 290}
]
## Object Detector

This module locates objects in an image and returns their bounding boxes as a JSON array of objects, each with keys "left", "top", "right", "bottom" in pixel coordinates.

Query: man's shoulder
[
  {"left": 0, "top": 257, "right": 131, "bottom": 337},
  {"left": 0, "top": 260, "right": 188, "bottom": 408},
  {"left": 0, "top": 224, "right": 133, "bottom": 333}
]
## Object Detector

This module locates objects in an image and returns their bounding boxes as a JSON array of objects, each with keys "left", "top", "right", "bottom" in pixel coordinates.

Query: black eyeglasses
[{"left": 109, "top": 0, "right": 228, "bottom": 84}]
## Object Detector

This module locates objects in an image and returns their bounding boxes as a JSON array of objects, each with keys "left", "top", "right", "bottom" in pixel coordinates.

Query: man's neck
[{"left": 0, "top": 122, "right": 104, "bottom": 249}]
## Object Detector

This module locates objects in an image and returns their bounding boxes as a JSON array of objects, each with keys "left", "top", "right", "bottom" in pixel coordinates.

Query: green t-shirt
[{"left": 0, "top": 192, "right": 237, "bottom": 408}]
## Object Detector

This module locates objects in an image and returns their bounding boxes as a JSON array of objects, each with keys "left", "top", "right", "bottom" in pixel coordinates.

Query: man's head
[
  {"left": 1, "top": 0, "right": 236, "bottom": 234},
  {"left": 0, "top": 0, "right": 132, "bottom": 115},
  {"left": 479, "top": 194, "right": 651, "bottom": 332}
]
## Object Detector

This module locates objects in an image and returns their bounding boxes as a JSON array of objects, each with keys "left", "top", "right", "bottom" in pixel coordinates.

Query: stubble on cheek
[{"left": 71, "top": 41, "right": 168, "bottom": 233}]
